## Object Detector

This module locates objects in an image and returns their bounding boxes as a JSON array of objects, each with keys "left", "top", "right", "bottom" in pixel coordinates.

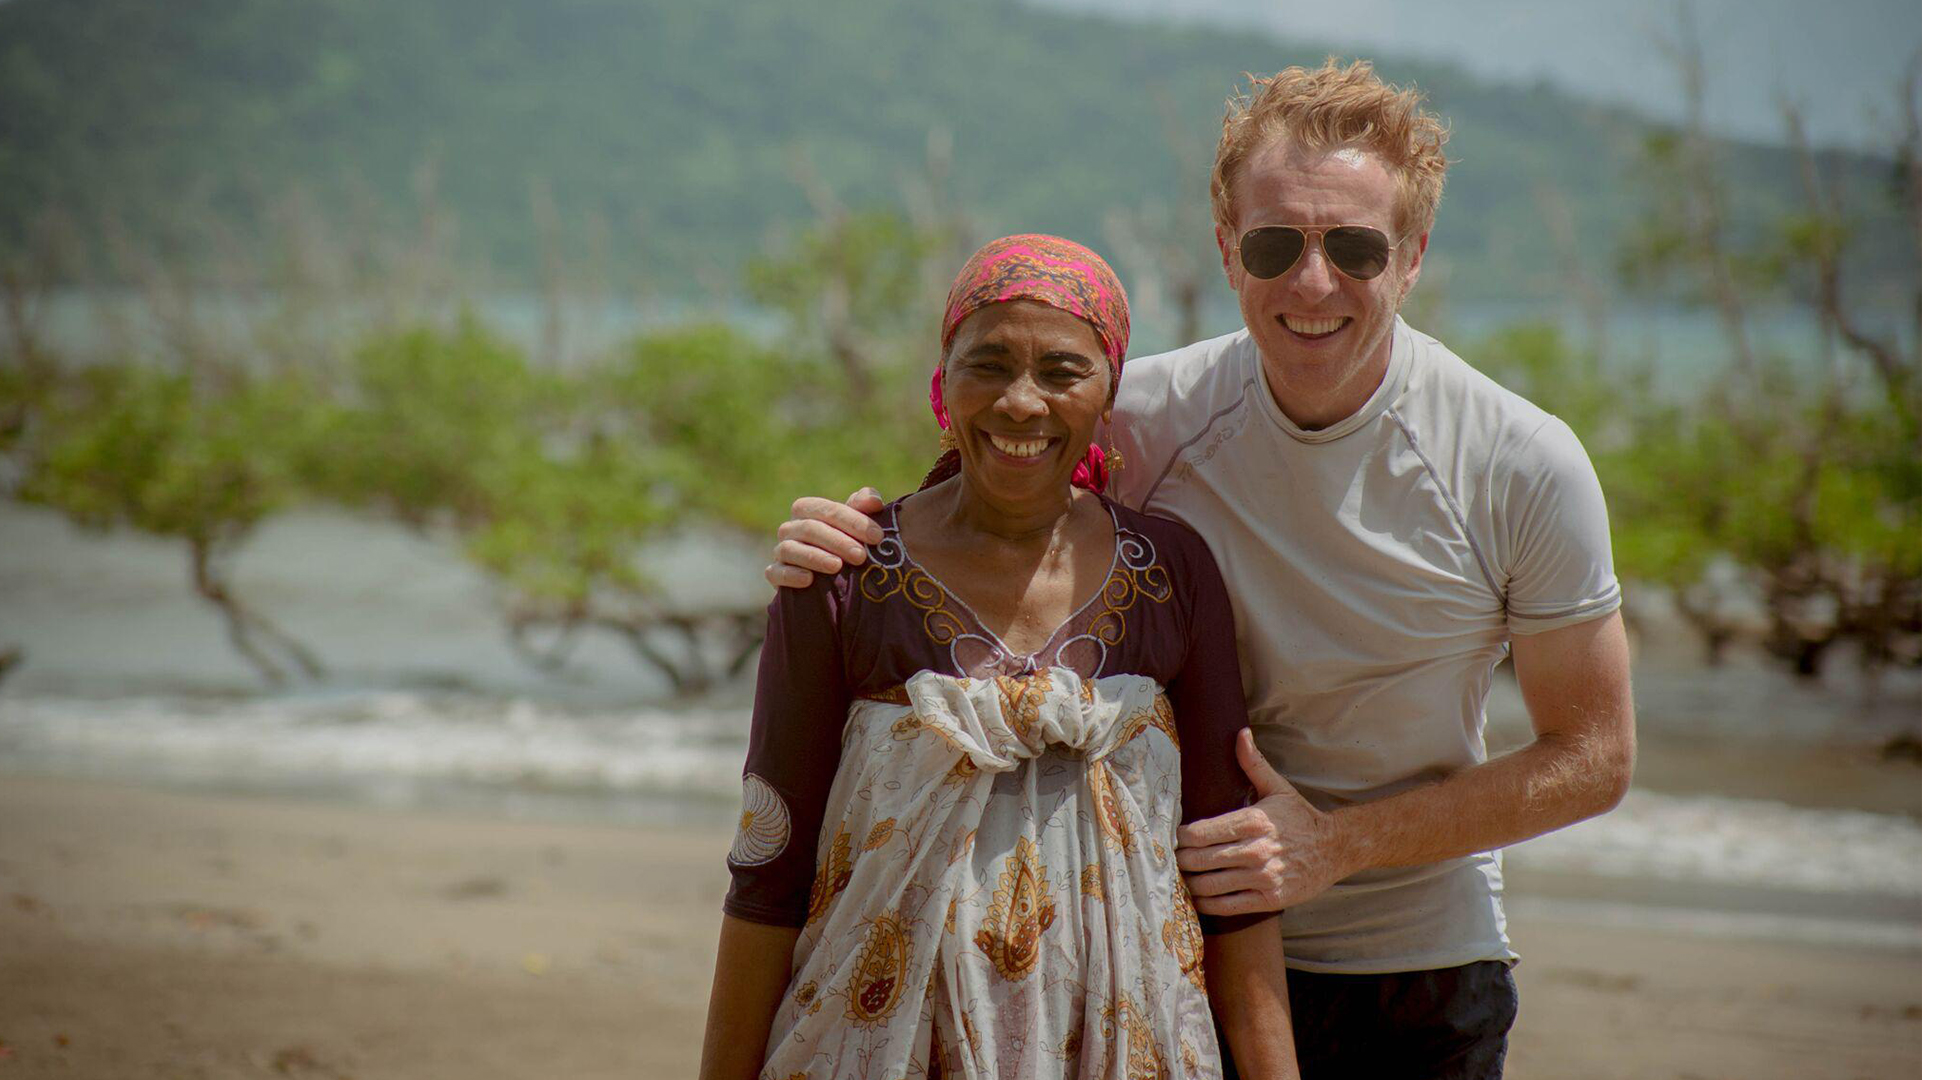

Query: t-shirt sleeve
[
  {"left": 1164, "top": 527, "right": 1275, "bottom": 934},
  {"left": 1501, "top": 417, "right": 1622, "bottom": 636},
  {"left": 721, "top": 577, "right": 853, "bottom": 927}
]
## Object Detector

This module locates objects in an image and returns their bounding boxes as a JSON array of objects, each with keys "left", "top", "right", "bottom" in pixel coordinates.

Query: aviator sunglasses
[{"left": 1236, "top": 224, "right": 1399, "bottom": 282}]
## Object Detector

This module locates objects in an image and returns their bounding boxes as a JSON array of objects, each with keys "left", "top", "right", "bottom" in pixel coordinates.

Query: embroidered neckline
[
  {"left": 889, "top": 496, "right": 1123, "bottom": 661},
  {"left": 861, "top": 495, "right": 1172, "bottom": 679}
]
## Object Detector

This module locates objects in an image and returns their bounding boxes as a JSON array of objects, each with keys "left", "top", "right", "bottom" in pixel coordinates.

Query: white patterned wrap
[{"left": 759, "top": 668, "right": 1218, "bottom": 1079}]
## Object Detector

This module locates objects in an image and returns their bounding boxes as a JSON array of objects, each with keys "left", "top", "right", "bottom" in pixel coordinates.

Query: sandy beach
[{"left": 0, "top": 775, "right": 1919, "bottom": 1080}]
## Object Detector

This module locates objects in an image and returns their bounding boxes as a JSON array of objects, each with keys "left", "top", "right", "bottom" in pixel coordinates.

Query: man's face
[{"left": 1217, "top": 141, "right": 1425, "bottom": 419}]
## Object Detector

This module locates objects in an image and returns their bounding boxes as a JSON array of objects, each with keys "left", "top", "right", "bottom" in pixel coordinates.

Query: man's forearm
[{"left": 1330, "top": 722, "right": 1634, "bottom": 877}]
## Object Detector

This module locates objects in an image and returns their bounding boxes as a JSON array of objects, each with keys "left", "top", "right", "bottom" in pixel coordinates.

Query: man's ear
[
  {"left": 1216, "top": 224, "right": 1239, "bottom": 289},
  {"left": 1398, "top": 230, "right": 1430, "bottom": 301}
]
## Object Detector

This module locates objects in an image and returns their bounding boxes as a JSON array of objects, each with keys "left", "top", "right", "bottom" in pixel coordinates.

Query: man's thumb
[
  {"left": 1236, "top": 728, "right": 1291, "bottom": 798},
  {"left": 849, "top": 486, "right": 887, "bottom": 512}
]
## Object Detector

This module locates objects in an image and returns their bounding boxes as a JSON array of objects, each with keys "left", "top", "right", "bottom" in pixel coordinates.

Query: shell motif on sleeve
[{"left": 729, "top": 773, "right": 791, "bottom": 866}]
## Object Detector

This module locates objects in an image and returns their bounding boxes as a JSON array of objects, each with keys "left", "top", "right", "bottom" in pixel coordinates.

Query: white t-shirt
[{"left": 1109, "top": 317, "right": 1621, "bottom": 974}]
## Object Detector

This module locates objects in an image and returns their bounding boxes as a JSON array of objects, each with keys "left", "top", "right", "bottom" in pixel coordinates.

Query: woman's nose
[{"left": 997, "top": 372, "right": 1048, "bottom": 419}]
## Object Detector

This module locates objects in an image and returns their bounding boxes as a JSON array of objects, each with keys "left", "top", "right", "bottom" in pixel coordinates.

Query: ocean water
[
  {"left": 0, "top": 502, "right": 1921, "bottom": 945},
  {"left": 0, "top": 685, "right": 1920, "bottom": 898}
]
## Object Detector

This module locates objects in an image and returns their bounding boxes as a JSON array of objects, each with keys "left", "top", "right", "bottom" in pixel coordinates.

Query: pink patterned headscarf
[{"left": 922, "top": 234, "right": 1131, "bottom": 492}]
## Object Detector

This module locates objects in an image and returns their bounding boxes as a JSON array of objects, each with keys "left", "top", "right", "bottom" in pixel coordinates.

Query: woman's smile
[{"left": 981, "top": 432, "right": 1059, "bottom": 461}]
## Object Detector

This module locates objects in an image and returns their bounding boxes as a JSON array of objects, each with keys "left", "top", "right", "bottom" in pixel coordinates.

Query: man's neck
[{"left": 1261, "top": 331, "right": 1395, "bottom": 432}]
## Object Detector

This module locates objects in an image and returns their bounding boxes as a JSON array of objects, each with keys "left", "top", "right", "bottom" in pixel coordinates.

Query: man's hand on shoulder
[
  {"left": 1176, "top": 729, "right": 1356, "bottom": 916},
  {"left": 763, "top": 487, "right": 888, "bottom": 589}
]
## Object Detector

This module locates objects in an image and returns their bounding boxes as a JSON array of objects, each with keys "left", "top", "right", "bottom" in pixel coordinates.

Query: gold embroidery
[
  {"left": 1058, "top": 1026, "right": 1084, "bottom": 1063},
  {"left": 729, "top": 773, "right": 792, "bottom": 866},
  {"left": 1081, "top": 863, "right": 1104, "bottom": 900},
  {"left": 1114, "top": 693, "right": 1180, "bottom": 752},
  {"left": 1088, "top": 761, "right": 1137, "bottom": 854},
  {"left": 1164, "top": 879, "right": 1207, "bottom": 994},
  {"left": 1101, "top": 993, "right": 1169, "bottom": 1080},
  {"left": 805, "top": 831, "right": 855, "bottom": 924},
  {"left": 864, "top": 818, "right": 896, "bottom": 851},
  {"left": 974, "top": 835, "right": 1057, "bottom": 981},
  {"left": 944, "top": 755, "right": 977, "bottom": 783},
  {"left": 845, "top": 911, "right": 909, "bottom": 1026},
  {"left": 864, "top": 522, "right": 1173, "bottom": 675},
  {"left": 792, "top": 981, "right": 819, "bottom": 1010},
  {"left": 861, "top": 565, "right": 968, "bottom": 644},
  {"left": 1084, "top": 535, "right": 1175, "bottom": 652},
  {"left": 993, "top": 670, "right": 1055, "bottom": 740}
]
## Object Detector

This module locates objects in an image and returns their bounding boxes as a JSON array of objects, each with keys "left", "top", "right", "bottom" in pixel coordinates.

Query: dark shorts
[{"left": 1221, "top": 960, "right": 1518, "bottom": 1080}]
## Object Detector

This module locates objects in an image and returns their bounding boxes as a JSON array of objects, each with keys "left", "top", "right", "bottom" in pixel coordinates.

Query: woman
[{"left": 699, "top": 235, "right": 1297, "bottom": 1079}]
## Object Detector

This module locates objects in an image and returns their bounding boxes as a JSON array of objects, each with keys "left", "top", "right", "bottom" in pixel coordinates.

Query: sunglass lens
[
  {"left": 1240, "top": 227, "right": 1307, "bottom": 280},
  {"left": 1323, "top": 226, "right": 1392, "bottom": 280}
]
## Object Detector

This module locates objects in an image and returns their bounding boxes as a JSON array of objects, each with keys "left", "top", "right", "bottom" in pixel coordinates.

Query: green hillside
[{"left": 0, "top": 0, "right": 1914, "bottom": 310}]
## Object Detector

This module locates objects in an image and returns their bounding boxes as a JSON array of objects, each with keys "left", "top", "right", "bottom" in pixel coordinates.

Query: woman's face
[{"left": 940, "top": 300, "right": 1113, "bottom": 507}]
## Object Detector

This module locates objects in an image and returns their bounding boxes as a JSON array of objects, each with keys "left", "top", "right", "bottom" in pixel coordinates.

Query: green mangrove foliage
[
  {"left": 0, "top": 210, "right": 946, "bottom": 687},
  {"left": 13, "top": 361, "right": 329, "bottom": 682},
  {"left": 0, "top": 193, "right": 1916, "bottom": 686}
]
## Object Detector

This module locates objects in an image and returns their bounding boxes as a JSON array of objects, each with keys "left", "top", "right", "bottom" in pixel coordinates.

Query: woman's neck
[{"left": 931, "top": 477, "right": 1080, "bottom": 547}]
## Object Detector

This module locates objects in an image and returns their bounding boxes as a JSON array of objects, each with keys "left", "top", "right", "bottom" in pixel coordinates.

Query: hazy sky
[{"left": 1035, "top": 0, "right": 1921, "bottom": 151}]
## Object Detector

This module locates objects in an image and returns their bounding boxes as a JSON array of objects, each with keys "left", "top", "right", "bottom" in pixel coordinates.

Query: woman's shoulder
[{"left": 1105, "top": 497, "right": 1215, "bottom": 567}]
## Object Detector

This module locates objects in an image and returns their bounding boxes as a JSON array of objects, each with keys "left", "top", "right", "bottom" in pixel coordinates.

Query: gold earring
[
  {"left": 1105, "top": 444, "right": 1125, "bottom": 471},
  {"left": 939, "top": 430, "right": 957, "bottom": 452}
]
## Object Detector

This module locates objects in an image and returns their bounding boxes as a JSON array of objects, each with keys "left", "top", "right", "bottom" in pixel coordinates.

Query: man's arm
[
  {"left": 763, "top": 488, "right": 887, "bottom": 589},
  {"left": 1177, "top": 611, "right": 1635, "bottom": 915}
]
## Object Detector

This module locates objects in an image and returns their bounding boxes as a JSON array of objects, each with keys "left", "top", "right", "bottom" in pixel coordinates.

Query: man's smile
[{"left": 1279, "top": 314, "right": 1351, "bottom": 341}]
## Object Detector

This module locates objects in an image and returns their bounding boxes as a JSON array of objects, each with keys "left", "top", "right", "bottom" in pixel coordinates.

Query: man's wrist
[{"left": 1321, "top": 803, "right": 1375, "bottom": 880}]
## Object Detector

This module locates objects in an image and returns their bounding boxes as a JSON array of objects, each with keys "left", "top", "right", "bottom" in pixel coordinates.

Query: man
[{"left": 767, "top": 60, "right": 1635, "bottom": 1079}]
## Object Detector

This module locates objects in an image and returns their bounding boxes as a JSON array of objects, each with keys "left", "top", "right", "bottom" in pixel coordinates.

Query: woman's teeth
[
  {"left": 986, "top": 434, "right": 1054, "bottom": 458},
  {"left": 1282, "top": 315, "right": 1347, "bottom": 336}
]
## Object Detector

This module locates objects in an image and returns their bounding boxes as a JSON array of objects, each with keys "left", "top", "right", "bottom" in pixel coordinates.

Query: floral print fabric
[{"left": 762, "top": 667, "right": 1219, "bottom": 1080}]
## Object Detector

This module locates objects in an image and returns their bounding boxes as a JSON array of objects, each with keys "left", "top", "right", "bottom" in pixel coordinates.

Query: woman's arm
[
  {"left": 703, "top": 577, "right": 853, "bottom": 1075},
  {"left": 1205, "top": 918, "right": 1300, "bottom": 1080},
  {"left": 698, "top": 916, "right": 800, "bottom": 1080},
  {"left": 1158, "top": 521, "right": 1298, "bottom": 1075}
]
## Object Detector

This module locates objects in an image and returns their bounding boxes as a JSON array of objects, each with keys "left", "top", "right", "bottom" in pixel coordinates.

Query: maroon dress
[{"left": 724, "top": 494, "right": 1263, "bottom": 1078}]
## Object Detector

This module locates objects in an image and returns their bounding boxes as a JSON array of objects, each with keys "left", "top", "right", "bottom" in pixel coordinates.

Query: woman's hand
[{"left": 763, "top": 488, "right": 888, "bottom": 588}]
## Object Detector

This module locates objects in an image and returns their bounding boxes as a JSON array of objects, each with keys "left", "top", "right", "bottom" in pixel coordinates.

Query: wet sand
[{"left": 0, "top": 776, "right": 1920, "bottom": 1079}]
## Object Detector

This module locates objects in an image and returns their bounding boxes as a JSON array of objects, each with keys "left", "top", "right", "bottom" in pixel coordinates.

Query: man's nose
[{"left": 1286, "top": 239, "right": 1340, "bottom": 298}]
